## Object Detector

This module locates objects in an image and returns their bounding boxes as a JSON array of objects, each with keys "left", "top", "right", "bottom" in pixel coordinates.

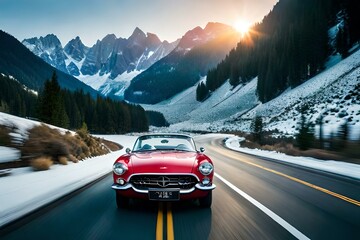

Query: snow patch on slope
[
  {"left": 64, "top": 52, "right": 86, "bottom": 71},
  {"left": 76, "top": 70, "right": 142, "bottom": 97},
  {"left": 142, "top": 76, "right": 258, "bottom": 130},
  {"left": 77, "top": 72, "right": 110, "bottom": 91}
]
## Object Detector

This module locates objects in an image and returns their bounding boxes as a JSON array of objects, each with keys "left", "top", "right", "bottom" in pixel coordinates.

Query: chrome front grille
[{"left": 130, "top": 175, "right": 198, "bottom": 190}]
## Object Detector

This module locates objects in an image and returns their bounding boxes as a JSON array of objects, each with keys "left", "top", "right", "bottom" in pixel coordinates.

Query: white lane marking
[{"left": 215, "top": 173, "right": 310, "bottom": 240}]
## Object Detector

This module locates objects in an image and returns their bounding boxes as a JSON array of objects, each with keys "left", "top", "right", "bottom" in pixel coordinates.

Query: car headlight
[
  {"left": 198, "top": 162, "right": 213, "bottom": 176},
  {"left": 113, "top": 162, "right": 128, "bottom": 175}
]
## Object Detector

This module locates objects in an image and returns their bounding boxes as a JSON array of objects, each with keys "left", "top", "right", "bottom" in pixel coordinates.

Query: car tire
[
  {"left": 116, "top": 192, "right": 129, "bottom": 208},
  {"left": 199, "top": 191, "right": 212, "bottom": 208}
]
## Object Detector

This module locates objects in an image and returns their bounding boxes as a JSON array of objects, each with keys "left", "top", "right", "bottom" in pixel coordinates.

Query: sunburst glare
[{"left": 234, "top": 20, "right": 251, "bottom": 35}]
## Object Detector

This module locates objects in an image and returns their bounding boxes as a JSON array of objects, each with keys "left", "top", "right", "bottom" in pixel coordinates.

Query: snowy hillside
[
  {"left": 144, "top": 49, "right": 360, "bottom": 139},
  {"left": 241, "top": 48, "right": 360, "bottom": 139},
  {"left": 143, "top": 76, "right": 258, "bottom": 125}
]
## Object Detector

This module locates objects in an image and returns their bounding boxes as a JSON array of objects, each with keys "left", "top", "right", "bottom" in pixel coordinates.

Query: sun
[{"left": 234, "top": 20, "right": 251, "bottom": 35}]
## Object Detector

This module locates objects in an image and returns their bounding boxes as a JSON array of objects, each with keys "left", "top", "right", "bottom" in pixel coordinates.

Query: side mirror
[
  {"left": 125, "top": 148, "right": 131, "bottom": 154},
  {"left": 199, "top": 147, "right": 205, "bottom": 153}
]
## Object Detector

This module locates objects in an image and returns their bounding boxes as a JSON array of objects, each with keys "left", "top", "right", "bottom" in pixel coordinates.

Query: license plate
[{"left": 148, "top": 188, "right": 180, "bottom": 201}]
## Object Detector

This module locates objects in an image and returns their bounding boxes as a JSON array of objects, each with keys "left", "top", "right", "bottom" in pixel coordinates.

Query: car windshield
[{"left": 132, "top": 135, "right": 196, "bottom": 152}]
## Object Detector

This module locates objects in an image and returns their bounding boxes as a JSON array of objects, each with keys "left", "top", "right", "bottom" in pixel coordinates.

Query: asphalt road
[{"left": 1, "top": 135, "right": 359, "bottom": 240}]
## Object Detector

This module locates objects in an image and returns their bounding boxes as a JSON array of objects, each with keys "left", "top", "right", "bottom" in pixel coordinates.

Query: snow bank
[
  {"left": 225, "top": 136, "right": 360, "bottom": 180},
  {"left": 0, "top": 147, "right": 20, "bottom": 163},
  {"left": 0, "top": 112, "right": 72, "bottom": 140},
  {"left": 0, "top": 112, "right": 39, "bottom": 137},
  {"left": 0, "top": 135, "right": 137, "bottom": 227}
]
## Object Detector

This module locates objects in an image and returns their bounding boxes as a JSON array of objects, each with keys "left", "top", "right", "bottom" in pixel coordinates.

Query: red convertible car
[{"left": 112, "top": 134, "right": 216, "bottom": 208}]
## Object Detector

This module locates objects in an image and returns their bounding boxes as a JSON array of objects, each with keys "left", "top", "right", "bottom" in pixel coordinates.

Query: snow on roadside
[
  {"left": 0, "top": 147, "right": 20, "bottom": 163},
  {"left": 0, "top": 112, "right": 72, "bottom": 142},
  {"left": 0, "top": 135, "right": 137, "bottom": 227},
  {"left": 225, "top": 136, "right": 360, "bottom": 180},
  {"left": 0, "top": 112, "right": 39, "bottom": 138},
  {"left": 1, "top": 130, "right": 359, "bottom": 228}
]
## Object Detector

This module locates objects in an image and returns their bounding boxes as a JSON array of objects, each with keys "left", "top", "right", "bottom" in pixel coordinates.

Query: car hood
[{"left": 129, "top": 151, "right": 197, "bottom": 174}]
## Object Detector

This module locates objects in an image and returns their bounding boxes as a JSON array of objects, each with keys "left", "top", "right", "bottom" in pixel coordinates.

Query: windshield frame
[{"left": 132, "top": 134, "right": 197, "bottom": 153}]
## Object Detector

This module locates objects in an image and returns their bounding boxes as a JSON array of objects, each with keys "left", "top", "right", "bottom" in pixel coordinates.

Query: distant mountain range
[
  {"left": 22, "top": 23, "right": 239, "bottom": 102},
  {"left": 0, "top": 30, "right": 98, "bottom": 97},
  {"left": 22, "top": 28, "right": 178, "bottom": 98}
]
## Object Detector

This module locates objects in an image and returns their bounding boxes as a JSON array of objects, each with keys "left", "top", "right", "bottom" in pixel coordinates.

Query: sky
[{"left": 0, "top": 0, "right": 278, "bottom": 46}]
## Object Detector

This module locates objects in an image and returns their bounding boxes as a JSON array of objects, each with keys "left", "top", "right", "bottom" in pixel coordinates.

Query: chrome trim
[
  {"left": 133, "top": 186, "right": 195, "bottom": 194},
  {"left": 111, "top": 183, "right": 132, "bottom": 190},
  {"left": 112, "top": 183, "right": 196, "bottom": 194},
  {"left": 195, "top": 183, "right": 216, "bottom": 191},
  {"left": 134, "top": 133, "right": 193, "bottom": 138},
  {"left": 113, "top": 173, "right": 216, "bottom": 193},
  {"left": 132, "top": 133, "right": 197, "bottom": 152},
  {"left": 131, "top": 175, "right": 196, "bottom": 188},
  {"left": 126, "top": 173, "right": 200, "bottom": 182}
]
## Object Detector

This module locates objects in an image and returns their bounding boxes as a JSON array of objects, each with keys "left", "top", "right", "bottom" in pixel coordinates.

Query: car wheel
[
  {"left": 116, "top": 192, "right": 129, "bottom": 208},
  {"left": 199, "top": 191, "right": 212, "bottom": 208}
]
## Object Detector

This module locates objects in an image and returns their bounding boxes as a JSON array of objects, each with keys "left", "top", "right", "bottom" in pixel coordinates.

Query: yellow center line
[
  {"left": 156, "top": 202, "right": 175, "bottom": 240},
  {"left": 167, "top": 202, "right": 174, "bottom": 240},
  {"left": 156, "top": 202, "right": 163, "bottom": 240},
  {"left": 217, "top": 148, "right": 360, "bottom": 207}
]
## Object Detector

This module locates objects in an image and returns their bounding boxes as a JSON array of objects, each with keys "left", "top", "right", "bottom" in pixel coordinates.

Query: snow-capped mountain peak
[
  {"left": 64, "top": 36, "right": 89, "bottom": 62},
  {"left": 23, "top": 28, "right": 177, "bottom": 99},
  {"left": 22, "top": 34, "right": 68, "bottom": 73},
  {"left": 128, "top": 27, "right": 146, "bottom": 43}
]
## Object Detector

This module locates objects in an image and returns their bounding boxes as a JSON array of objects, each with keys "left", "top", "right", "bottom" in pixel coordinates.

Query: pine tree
[
  {"left": 55, "top": 95, "right": 69, "bottom": 128},
  {"left": 338, "top": 119, "right": 349, "bottom": 149},
  {"left": 317, "top": 114, "right": 324, "bottom": 149},
  {"left": 196, "top": 82, "right": 209, "bottom": 102},
  {"left": 38, "top": 72, "right": 69, "bottom": 128},
  {"left": 146, "top": 111, "right": 169, "bottom": 127},
  {"left": 251, "top": 116, "right": 264, "bottom": 144},
  {"left": 296, "top": 106, "right": 315, "bottom": 150},
  {"left": 336, "top": 25, "right": 350, "bottom": 59},
  {"left": 229, "top": 64, "right": 240, "bottom": 86},
  {"left": 196, "top": 83, "right": 202, "bottom": 101}
]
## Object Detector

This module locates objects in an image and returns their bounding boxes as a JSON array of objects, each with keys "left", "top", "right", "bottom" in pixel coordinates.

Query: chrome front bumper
[{"left": 111, "top": 182, "right": 216, "bottom": 194}]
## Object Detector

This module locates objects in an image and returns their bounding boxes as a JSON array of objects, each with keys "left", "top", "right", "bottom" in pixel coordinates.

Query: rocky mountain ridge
[
  {"left": 0, "top": 30, "right": 99, "bottom": 97},
  {"left": 22, "top": 28, "right": 178, "bottom": 98},
  {"left": 124, "top": 22, "right": 241, "bottom": 103}
]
